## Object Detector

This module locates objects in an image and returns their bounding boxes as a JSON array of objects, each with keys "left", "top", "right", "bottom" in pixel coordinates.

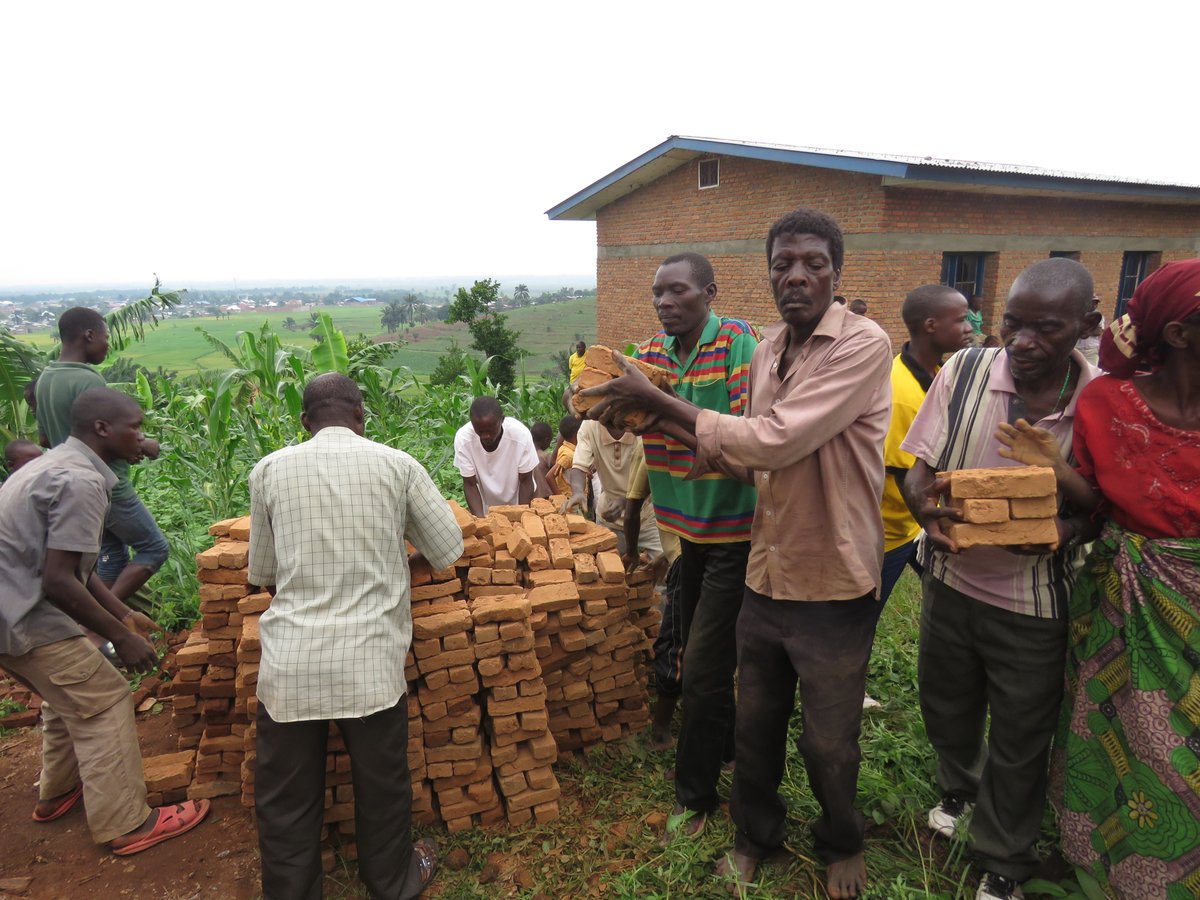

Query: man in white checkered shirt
[{"left": 248, "top": 373, "right": 463, "bottom": 900}]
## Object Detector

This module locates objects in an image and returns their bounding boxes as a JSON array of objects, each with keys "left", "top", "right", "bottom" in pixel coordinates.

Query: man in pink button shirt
[{"left": 583, "top": 208, "right": 892, "bottom": 899}]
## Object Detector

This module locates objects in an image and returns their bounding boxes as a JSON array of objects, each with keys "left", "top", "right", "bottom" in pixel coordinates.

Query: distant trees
[
  {"left": 446, "top": 278, "right": 524, "bottom": 394},
  {"left": 380, "top": 300, "right": 405, "bottom": 334},
  {"left": 402, "top": 293, "right": 420, "bottom": 326},
  {"left": 513, "top": 284, "right": 530, "bottom": 307}
]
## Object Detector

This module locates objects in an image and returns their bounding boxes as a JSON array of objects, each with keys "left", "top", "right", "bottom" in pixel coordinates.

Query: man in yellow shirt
[
  {"left": 879, "top": 284, "right": 974, "bottom": 602},
  {"left": 568, "top": 340, "right": 587, "bottom": 383}
]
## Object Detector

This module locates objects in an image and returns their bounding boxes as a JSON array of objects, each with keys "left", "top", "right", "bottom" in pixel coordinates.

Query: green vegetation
[
  {"left": 18, "top": 295, "right": 596, "bottom": 379},
  {"left": 0, "top": 697, "right": 28, "bottom": 718},
  {"left": 446, "top": 279, "right": 524, "bottom": 393},
  {"left": 0, "top": 288, "right": 1091, "bottom": 899},
  {"left": 326, "top": 571, "right": 1077, "bottom": 899}
]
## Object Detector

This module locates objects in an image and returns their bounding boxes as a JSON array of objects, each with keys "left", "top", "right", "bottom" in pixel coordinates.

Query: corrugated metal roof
[
  {"left": 547, "top": 135, "right": 1200, "bottom": 221},
  {"left": 675, "top": 134, "right": 1198, "bottom": 188}
]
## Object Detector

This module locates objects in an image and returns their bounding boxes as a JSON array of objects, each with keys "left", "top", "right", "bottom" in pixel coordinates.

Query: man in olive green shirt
[{"left": 36, "top": 308, "right": 167, "bottom": 602}]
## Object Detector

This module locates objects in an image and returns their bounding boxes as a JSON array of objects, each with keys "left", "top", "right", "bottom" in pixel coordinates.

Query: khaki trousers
[{"left": 0, "top": 636, "right": 150, "bottom": 844}]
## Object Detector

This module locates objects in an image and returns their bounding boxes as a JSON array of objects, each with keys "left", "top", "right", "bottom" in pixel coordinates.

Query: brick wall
[{"left": 592, "top": 154, "right": 1200, "bottom": 350}]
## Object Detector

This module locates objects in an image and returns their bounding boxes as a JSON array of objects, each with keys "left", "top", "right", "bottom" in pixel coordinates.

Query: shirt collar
[
  {"left": 63, "top": 436, "right": 119, "bottom": 490},
  {"left": 990, "top": 348, "right": 1099, "bottom": 417},
  {"left": 764, "top": 300, "right": 847, "bottom": 353},
  {"left": 310, "top": 425, "right": 360, "bottom": 443},
  {"left": 659, "top": 312, "right": 720, "bottom": 356},
  {"left": 899, "top": 342, "right": 937, "bottom": 392},
  {"left": 597, "top": 426, "right": 634, "bottom": 447}
]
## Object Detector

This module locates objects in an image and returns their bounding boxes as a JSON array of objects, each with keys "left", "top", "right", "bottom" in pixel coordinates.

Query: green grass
[
  {"left": 323, "top": 570, "right": 1073, "bottom": 899},
  {"left": 22, "top": 297, "right": 597, "bottom": 377}
]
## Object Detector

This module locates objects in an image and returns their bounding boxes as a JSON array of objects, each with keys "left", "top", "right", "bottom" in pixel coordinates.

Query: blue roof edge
[
  {"left": 546, "top": 136, "right": 1200, "bottom": 219},
  {"left": 545, "top": 136, "right": 910, "bottom": 220}
]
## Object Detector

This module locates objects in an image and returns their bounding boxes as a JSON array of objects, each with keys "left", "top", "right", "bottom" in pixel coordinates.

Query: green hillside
[{"left": 23, "top": 296, "right": 597, "bottom": 378}]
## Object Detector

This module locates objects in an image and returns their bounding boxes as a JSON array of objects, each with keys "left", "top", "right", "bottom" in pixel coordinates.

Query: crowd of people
[{"left": 0, "top": 208, "right": 1196, "bottom": 900}]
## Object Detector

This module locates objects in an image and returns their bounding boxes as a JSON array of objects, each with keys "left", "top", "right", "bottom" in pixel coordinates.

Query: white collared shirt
[{"left": 248, "top": 427, "right": 464, "bottom": 721}]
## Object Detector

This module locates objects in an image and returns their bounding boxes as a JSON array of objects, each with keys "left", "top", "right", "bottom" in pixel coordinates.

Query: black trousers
[
  {"left": 674, "top": 538, "right": 750, "bottom": 813},
  {"left": 255, "top": 697, "right": 424, "bottom": 900},
  {"left": 918, "top": 575, "right": 1067, "bottom": 881},
  {"left": 651, "top": 556, "right": 684, "bottom": 698},
  {"left": 731, "top": 589, "right": 883, "bottom": 862}
]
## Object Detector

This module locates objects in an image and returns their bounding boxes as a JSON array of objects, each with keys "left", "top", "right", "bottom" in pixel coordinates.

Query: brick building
[{"left": 547, "top": 136, "right": 1200, "bottom": 348}]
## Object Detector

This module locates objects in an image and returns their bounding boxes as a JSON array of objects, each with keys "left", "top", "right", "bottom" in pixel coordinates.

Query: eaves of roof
[{"left": 546, "top": 136, "right": 1200, "bottom": 221}]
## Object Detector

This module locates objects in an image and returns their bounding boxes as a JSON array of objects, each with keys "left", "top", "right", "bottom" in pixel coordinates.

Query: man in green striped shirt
[{"left": 634, "top": 252, "right": 758, "bottom": 841}]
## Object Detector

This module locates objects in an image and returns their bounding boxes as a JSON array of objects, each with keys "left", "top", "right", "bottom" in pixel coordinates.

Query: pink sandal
[
  {"left": 112, "top": 799, "right": 211, "bottom": 856},
  {"left": 32, "top": 783, "right": 83, "bottom": 822}
]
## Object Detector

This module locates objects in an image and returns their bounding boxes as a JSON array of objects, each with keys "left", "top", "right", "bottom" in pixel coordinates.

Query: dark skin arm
[
  {"left": 43, "top": 549, "right": 156, "bottom": 672},
  {"left": 561, "top": 467, "right": 588, "bottom": 515},
  {"left": 902, "top": 460, "right": 963, "bottom": 553},
  {"left": 623, "top": 496, "right": 644, "bottom": 571},
  {"left": 517, "top": 470, "right": 535, "bottom": 506},
  {"left": 462, "top": 475, "right": 486, "bottom": 517},
  {"left": 583, "top": 352, "right": 701, "bottom": 437}
]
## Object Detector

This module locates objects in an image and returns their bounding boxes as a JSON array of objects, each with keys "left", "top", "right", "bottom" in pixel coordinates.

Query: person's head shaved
[
  {"left": 902, "top": 285, "right": 966, "bottom": 334},
  {"left": 4, "top": 439, "right": 42, "bottom": 473},
  {"left": 1009, "top": 258, "right": 1094, "bottom": 315},
  {"left": 470, "top": 395, "right": 503, "bottom": 422},
  {"left": 302, "top": 373, "right": 363, "bottom": 424},
  {"left": 69, "top": 387, "right": 141, "bottom": 437},
  {"left": 58, "top": 307, "right": 107, "bottom": 344}
]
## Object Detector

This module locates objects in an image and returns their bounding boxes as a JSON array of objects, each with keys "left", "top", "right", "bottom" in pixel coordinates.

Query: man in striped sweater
[{"left": 634, "top": 252, "right": 759, "bottom": 842}]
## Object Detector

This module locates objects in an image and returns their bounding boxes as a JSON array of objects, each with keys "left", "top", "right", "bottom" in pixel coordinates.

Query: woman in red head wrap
[{"left": 998, "top": 258, "right": 1200, "bottom": 897}]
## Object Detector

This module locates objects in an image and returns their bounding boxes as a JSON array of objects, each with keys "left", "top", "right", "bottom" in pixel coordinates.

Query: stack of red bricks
[
  {"left": 942, "top": 466, "right": 1059, "bottom": 548},
  {"left": 183, "top": 517, "right": 253, "bottom": 801},
  {"left": 173, "top": 497, "right": 661, "bottom": 844}
]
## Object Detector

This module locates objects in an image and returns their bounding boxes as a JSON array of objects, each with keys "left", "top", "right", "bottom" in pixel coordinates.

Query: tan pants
[{"left": 0, "top": 637, "right": 150, "bottom": 843}]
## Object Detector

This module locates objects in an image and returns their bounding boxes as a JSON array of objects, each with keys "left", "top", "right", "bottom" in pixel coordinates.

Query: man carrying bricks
[
  {"left": 454, "top": 395, "right": 539, "bottom": 516},
  {"left": 620, "top": 251, "right": 758, "bottom": 843},
  {"left": 248, "top": 373, "right": 464, "bottom": 899},
  {"left": 901, "top": 258, "right": 1101, "bottom": 900},
  {"left": 0, "top": 388, "right": 211, "bottom": 855},
  {"left": 582, "top": 214, "right": 890, "bottom": 898}
]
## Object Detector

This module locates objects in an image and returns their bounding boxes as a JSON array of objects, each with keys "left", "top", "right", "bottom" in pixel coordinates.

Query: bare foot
[
  {"left": 659, "top": 804, "right": 706, "bottom": 846},
  {"left": 33, "top": 785, "right": 81, "bottom": 820},
  {"left": 111, "top": 808, "right": 160, "bottom": 847},
  {"left": 716, "top": 849, "right": 758, "bottom": 896},
  {"left": 826, "top": 852, "right": 867, "bottom": 899}
]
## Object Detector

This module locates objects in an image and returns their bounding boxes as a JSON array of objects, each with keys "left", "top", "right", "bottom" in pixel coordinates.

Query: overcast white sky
[{"left": 1, "top": 1, "right": 1195, "bottom": 291}]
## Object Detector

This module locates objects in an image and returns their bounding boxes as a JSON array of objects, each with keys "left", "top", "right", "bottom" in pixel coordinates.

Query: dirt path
[{"left": 0, "top": 711, "right": 262, "bottom": 900}]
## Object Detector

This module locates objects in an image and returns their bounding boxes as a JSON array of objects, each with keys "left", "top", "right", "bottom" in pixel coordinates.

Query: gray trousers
[{"left": 918, "top": 575, "right": 1067, "bottom": 881}]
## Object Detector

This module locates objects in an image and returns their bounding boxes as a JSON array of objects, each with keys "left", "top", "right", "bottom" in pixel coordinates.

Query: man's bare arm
[
  {"left": 462, "top": 475, "right": 486, "bottom": 517},
  {"left": 43, "top": 549, "right": 156, "bottom": 671},
  {"left": 517, "top": 470, "right": 535, "bottom": 506}
]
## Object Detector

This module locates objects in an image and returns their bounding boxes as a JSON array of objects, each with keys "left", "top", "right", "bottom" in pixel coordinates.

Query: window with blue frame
[
  {"left": 1116, "top": 252, "right": 1155, "bottom": 316},
  {"left": 941, "top": 253, "right": 986, "bottom": 297}
]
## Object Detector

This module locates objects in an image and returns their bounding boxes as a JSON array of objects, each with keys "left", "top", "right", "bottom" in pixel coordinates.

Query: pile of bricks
[
  {"left": 570, "top": 344, "right": 672, "bottom": 428},
  {"left": 181, "top": 518, "right": 254, "bottom": 801},
  {"left": 942, "top": 466, "right": 1059, "bottom": 548},
  {"left": 168, "top": 497, "right": 661, "bottom": 844}
]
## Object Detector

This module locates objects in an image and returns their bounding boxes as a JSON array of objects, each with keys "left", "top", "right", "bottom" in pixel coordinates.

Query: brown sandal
[{"left": 414, "top": 837, "right": 439, "bottom": 889}]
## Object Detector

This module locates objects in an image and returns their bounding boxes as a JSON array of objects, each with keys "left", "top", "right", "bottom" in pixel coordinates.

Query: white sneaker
[
  {"left": 975, "top": 871, "right": 1024, "bottom": 900},
  {"left": 862, "top": 694, "right": 882, "bottom": 710},
  {"left": 927, "top": 794, "right": 972, "bottom": 838}
]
